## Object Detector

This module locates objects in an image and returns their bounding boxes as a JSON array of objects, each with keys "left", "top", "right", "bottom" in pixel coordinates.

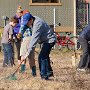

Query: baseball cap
[{"left": 21, "top": 13, "right": 33, "bottom": 25}]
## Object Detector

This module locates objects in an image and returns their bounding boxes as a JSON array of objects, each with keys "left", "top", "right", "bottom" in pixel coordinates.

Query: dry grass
[{"left": 0, "top": 48, "right": 90, "bottom": 90}]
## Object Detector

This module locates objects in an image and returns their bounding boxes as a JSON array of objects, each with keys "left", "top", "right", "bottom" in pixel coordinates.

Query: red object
[
  {"left": 23, "top": 10, "right": 30, "bottom": 15},
  {"left": 85, "top": 0, "right": 90, "bottom": 3},
  {"left": 55, "top": 32, "right": 78, "bottom": 50}
]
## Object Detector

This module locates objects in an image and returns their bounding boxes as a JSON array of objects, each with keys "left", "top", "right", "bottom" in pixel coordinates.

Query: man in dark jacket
[
  {"left": 20, "top": 13, "right": 56, "bottom": 80},
  {"left": 77, "top": 24, "right": 90, "bottom": 71}
]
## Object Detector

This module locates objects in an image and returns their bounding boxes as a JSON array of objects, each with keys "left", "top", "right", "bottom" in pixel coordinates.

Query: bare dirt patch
[{"left": 0, "top": 49, "right": 90, "bottom": 90}]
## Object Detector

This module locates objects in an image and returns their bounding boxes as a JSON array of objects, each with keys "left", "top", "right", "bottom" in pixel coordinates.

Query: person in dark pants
[
  {"left": 38, "top": 43, "right": 54, "bottom": 77},
  {"left": 77, "top": 24, "right": 90, "bottom": 71},
  {"left": 20, "top": 13, "right": 56, "bottom": 80}
]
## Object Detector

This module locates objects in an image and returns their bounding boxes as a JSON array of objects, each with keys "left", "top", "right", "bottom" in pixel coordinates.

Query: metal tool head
[{"left": 6, "top": 73, "right": 17, "bottom": 80}]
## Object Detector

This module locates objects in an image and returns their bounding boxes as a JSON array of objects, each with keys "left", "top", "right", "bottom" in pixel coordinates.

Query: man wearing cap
[{"left": 20, "top": 13, "right": 56, "bottom": 80}]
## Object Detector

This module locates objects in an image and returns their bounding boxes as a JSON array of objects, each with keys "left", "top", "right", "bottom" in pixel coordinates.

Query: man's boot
[{"left": 21, "top": 64, "right": 26, "bottom": 73}]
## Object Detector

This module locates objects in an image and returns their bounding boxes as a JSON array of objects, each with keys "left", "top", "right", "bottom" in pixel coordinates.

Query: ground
[{"left": 0, "top": 48, "right": 90, "bottom": 90}]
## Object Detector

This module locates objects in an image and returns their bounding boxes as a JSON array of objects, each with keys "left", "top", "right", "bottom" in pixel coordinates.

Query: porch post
[
  {"left": 53, "top": 7, "right": 56, "bottom": 32},
  {"left": 74, "top": 0, "right": 76, "bottom": 37},
  {"left": 74, "top": 0, "right": 77, "bottom": 49}
]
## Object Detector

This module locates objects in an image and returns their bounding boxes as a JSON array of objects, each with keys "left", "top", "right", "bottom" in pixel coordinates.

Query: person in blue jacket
[
  {"left": 77, "top": 24, "right": 90, "bottom": 72},
  {"left": 13, "top": 6, "right": 23, "bottom": 65},
  {"left": 20, "top": 13, "right": 56, "bottom": 80}
]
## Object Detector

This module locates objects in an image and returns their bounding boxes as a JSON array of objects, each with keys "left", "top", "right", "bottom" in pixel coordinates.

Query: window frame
[{"left": 29, "top": 0, "right": 62, "bottom": 6}]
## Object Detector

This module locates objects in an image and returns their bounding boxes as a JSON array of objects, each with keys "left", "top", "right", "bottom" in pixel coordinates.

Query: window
[
  {"left": 29, "top": 0, "right": 62, "bottom": 6},
  {"left": 32, "top": 0, "right": 59, "bottom": 3},
  {"left": 76, "top": 0, "right": 89, "bottom": 29}
]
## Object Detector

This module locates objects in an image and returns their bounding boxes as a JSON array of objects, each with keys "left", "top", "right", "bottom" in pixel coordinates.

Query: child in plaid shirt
[{"left": 17, "top": 25, "right": 36, "bottom": 76}]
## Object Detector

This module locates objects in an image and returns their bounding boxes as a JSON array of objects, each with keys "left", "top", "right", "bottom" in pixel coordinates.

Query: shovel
[
  {"left": 6, "top": 52, "right": 31, "bottom": 80},
  {"left": 6, "top": 60, "right": 24, "bottom": 80}
]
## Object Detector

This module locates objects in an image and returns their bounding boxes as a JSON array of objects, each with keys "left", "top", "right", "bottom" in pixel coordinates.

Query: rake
[{"left": 6, "top": 60, "right": 24, "bottom": 80}]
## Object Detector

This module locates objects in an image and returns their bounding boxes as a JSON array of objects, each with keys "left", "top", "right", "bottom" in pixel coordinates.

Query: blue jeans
[
  {"left": 78, "top": 37, "right": 90, "bottom": 69},
  {"left": 2, "top": 43, "right": 13, "bottom": 66},
  {"left": 38, "top": 42, "right": 55, "bottom": 79}
]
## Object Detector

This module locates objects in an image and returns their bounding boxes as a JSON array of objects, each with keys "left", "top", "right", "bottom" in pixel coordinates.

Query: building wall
[
  {"left": 0, "top": 0, "right": 74, "bottom": 32},
  {"left": 0, "top": 0, "right": 29, "bottom": 27}
]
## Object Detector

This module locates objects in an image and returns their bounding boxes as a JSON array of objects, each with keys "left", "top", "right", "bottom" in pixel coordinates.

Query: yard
[{"left": 0, "top": 48, "right": 90, "bottom": 90}]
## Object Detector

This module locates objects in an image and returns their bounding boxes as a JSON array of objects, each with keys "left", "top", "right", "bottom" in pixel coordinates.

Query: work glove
[{"left": 17, "top": 33, "right": 22, "bottom": 40}]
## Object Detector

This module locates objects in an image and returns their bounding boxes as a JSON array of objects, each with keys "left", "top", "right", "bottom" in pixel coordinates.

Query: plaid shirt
[
  {"left": 19, "top": 25, "right": 32, "bottom": 38},
  {"left": 23, "top": 28, "right": 32, "bottom": 37}
]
